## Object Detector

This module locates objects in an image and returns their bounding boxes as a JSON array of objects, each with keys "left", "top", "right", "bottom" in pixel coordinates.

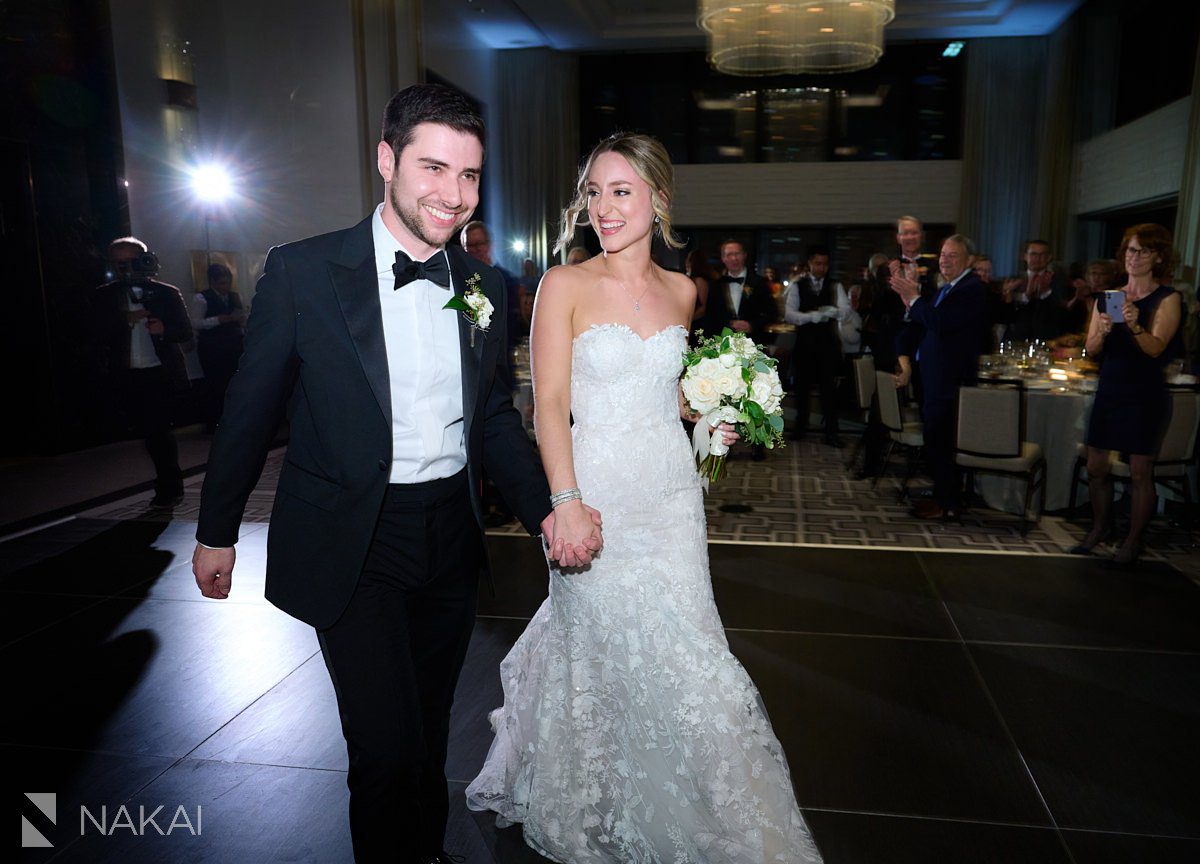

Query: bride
[{"left": 465, "top": 133, "right": 822, "bottom": 863}]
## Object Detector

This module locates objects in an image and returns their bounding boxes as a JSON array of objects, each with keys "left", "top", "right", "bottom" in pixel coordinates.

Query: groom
[{"left": 192, "top": 84, "right": 599, "bottom": 863}]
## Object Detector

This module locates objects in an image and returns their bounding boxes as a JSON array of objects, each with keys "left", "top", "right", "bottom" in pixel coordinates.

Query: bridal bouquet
[{"left": 682, "top": 328, "right": 785, "bottom": 483}]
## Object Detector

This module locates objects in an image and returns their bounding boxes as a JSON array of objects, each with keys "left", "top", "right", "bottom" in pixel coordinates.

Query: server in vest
[
  {"left": 190, "top": 263, "right": 246, "bottom": 429},
  {"left": 784, "top": 245, "right": 851, "bottom": 447}
]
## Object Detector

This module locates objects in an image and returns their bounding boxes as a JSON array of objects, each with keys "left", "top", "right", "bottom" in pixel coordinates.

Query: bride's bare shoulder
[
  {"left": 659, "top": 266, "right": 698, "bottom": 305},
  {"left": 539, "top": 259, "right": 603, "bottom": 295}
]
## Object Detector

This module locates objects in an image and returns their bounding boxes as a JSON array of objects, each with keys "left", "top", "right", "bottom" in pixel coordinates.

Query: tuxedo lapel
[
  {"left": 328, "top": 219, "right": 391, "bottom": 428},
  {"left": 447, "top": 248, "right": 485, "bottom": 444}
]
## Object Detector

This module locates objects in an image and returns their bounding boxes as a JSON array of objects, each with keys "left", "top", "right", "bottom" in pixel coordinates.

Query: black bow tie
[
  {"left": 393, "top": 250, "right": 450, "bottom": 289},
  {"left": 728, "top": 276, "right": 745, "bottom": 285}
]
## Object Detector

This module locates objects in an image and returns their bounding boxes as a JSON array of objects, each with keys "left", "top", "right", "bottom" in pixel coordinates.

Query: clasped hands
[{"left": 541, "top": 501, "right": 604, "bottom": 568}]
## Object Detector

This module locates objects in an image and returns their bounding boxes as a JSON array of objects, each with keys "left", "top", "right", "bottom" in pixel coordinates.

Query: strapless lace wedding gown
[{"left": 466, "top": 323, "right": 822, "bottom": 863}]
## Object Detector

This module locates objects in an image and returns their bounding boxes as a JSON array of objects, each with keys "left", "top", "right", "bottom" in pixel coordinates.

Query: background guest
[
  {"left": 785, "top": 245, "right": 850, "bottom": 446},
  {"left": 891, "top": 235, "right": 988, "bottom": 521},
  {"left": 686, "top": 248, "right": 717, "bottom": 327},
  {"left": 191, "top": 262, "right": 246, "bottom": 431},
  {"left": 999, "top": 239, "right": 1070, "bottom": 342},
  {"left": 565, "top": 246, "right": 590, "bottom": 266},
  {"left": 1074, "top": 224, "right": 1183, "bottom": 565},
  {"left": 1065, "top": 258, "right": 1118, "bottom": 332},
  {"left": 701, "top": 239, "right": 777, "bottom": 342}
]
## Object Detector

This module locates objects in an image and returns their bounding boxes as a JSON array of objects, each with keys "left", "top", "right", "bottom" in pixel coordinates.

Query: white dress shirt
[
  {"left": 726, "top": 269, "right": 747, "bottom": 314},
  {"left": 124, "top": 288, "right": 161, "bottom": 369},
  {"left": 190, "top": 293, "right": 239, "bottom": 331},
  {"left": 371, "top": 204, "right": 466, "bottom": 483},
  {"left": 783, "top": 277, "right": 851, "bottom": 327}
]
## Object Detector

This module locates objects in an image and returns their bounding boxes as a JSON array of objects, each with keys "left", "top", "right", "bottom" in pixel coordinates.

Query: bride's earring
[{"left": 654, "top": 215, "right": 661, "bottom": 224}]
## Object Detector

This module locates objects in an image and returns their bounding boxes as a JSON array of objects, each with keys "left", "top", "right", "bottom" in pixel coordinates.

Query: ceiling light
[{"left": 698, "top": 0, "right": 896, "bottom": 76}]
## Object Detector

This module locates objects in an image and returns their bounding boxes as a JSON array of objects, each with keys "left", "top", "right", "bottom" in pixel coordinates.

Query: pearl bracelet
[{"left": 549, "top": 487, "right": 582, "bottom": 508}]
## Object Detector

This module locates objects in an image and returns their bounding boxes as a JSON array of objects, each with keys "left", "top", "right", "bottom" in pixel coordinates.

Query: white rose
[
  {"left": 695, "top": 357, "right": 722, "bottom": 380},
  {"left": 750, "top": 375, "right": 779, "bottom": 414},
  {"left": 718, "top": 351, "right": 738, "bottom": 368},
  {"left": 750, "top": 369, "right": 784, "bottom": 414},
  {"left": 682, "top": 372, "right": 721, "bottom": 414},
  {"left": 713, "top": 367, "right": 747, "bottom": 399}
]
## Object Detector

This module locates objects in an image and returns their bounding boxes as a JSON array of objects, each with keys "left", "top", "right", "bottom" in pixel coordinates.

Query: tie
[
  {"left": 393, "top": 249, "right": 450, "bottom": 289},
  {"left": 935, "top": 282, "right": 952, "bottom": 306},
  {"left": 728, "top": 276, "right": 745, "bottom": 285}
]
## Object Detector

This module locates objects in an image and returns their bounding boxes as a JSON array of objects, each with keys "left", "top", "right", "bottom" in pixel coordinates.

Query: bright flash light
[
  {"left": 943, "top": 41, "right": 964, "bottom": 58},
  {"left": 512, "top": 240, "right": 527, "bottom": 253},
  {"left": 189, "top": 163, "right": 234, "bottom": 202}
]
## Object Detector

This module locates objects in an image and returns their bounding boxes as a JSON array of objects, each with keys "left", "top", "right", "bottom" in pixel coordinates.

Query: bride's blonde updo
[{"left": 554, "top": 132, "right": 684, "bottom": 254}]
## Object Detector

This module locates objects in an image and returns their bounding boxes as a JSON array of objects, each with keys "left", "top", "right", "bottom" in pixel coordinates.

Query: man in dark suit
[
  {"left": 858, "top": 216, "right": 938, "bottom": 478},
  {"left": 191, "top": 84, "right": 600, "bottom": 864},
  {"left": 998, "top": 239, "right": 1070, "bottom": 342},
  {"left": 891, "top": 234, "right": 989, "bottom": 520},
  {"left": 93, "top": 237, "right": 192, "bottom": 507},
  {"left": 701, "top": 239, "right": 777, "bottom": 342}
]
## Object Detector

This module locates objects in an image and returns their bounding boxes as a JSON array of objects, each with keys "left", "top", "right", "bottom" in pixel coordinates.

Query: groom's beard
[{"left": 390, "top": 186, "right": 470, "bottom": 251}]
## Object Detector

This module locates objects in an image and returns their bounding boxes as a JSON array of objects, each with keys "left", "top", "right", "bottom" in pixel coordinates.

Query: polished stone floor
[{"left": 6, "top": 502, "right": 1200, "bottom": 863}]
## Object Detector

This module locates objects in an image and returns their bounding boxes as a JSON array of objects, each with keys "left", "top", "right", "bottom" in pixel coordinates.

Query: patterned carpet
[{"left": 84, "top": 435, "right": 1199, "bottom": 576}]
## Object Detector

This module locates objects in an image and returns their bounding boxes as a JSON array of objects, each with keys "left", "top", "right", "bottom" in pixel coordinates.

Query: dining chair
[
  {"left": 844, "top": 355, "right": 876, "bottom": 469},
  {"left": 874, "top": 369, "right": 923, "bottom": 501},
  {"left": 1068, "top": 388, "right": 1200, "bottom": 512},
  {"left": 955, "top": 383, "right": 1047, "bottom": 534}
]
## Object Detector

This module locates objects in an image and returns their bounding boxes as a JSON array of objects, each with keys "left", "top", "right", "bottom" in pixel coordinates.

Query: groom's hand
[{"left": 193, "top": 544, "right": 236, "bottom": 599}]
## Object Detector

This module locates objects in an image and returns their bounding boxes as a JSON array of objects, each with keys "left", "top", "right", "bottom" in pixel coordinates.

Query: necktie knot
[
  {"left": 728, "top": 276, "right": 745, "bottom": 285},
  {"left": 393, "top": 250, "right": 450, "bottom": 289}
]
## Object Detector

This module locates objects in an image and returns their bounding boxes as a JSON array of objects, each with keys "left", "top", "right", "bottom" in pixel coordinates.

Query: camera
[{"left": 130, "top": 251, "right": 160, "bottom": 278}]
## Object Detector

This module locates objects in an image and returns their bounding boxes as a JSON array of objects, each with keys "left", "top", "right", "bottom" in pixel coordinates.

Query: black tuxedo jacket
[
  {"left": 92, "top": 278, "right": 193, "bottom": 391},
  {"left": 903, "top": 271, "right": 989, "bottom": 405},
  {"left": 197, "top": 215, "right": 551, "bottom": 629},
  {"left": 701, "top": 273, "right": 777, "bottom": 343}
]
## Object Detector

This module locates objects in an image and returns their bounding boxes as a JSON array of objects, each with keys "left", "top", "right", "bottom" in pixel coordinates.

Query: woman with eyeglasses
[{"left": 1073, "top": 224, "right": 1183, "bottom": 565}]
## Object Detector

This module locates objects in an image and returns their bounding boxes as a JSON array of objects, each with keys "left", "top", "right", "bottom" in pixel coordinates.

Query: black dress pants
[
  {"left": 120, "top": 367, "right": 183, "bottom": 497},
  {"left": 922, "top": 396, "right": 960, "bottom": 510},
  {"left": 318, "top": 470, "right": 483, "bottom": 863},
  {"left": 792, "top": 344, "right": 840, "bottom": 435}
]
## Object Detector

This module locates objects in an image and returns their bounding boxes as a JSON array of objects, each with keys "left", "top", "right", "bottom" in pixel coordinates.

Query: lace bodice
[
  {"left": 570, "top": 324, "right": 702, "bottom": 516},
  {"left": 570, "top": 323, "right": 688, "bottom": 431}
]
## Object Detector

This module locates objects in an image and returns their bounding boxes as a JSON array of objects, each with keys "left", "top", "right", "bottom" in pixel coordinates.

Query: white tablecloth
[{"left": 976, "top": 389, "right": 1091, "bottom": 515}]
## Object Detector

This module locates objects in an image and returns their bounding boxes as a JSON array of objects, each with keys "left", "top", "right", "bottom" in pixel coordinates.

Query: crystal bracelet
[{"left": 549, "top": 487, "right": 582, "bottom": 508}]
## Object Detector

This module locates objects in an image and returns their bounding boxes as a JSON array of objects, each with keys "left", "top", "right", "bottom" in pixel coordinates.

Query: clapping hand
[
  {"left": 541, "top": 502, "right": 603, "bottom": 569},
  {"left": 890, "top": 272, "right": 920, "bottom": 305}
]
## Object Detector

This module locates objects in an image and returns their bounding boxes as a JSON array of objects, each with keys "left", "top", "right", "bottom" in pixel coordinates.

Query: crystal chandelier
[{"left": 698, "top": 1, "right": 896, "bottom": 76}]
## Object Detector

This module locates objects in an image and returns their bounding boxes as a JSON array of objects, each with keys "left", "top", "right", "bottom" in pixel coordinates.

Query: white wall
[
  {"left": 672, "top": 161, "right": 963, "bottom": 226},
  {"left": 108, "top": 0, "right": 416, "bottom": 310},
  {"left": 421, "top": 5, "right": 502, "bottom": 239},
  {"left": 1073, "top": 97, "right": 1191, "bottom": 215}
]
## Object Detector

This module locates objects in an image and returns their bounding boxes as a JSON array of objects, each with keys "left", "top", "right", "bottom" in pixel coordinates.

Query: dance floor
[{"left": 6, "top": 478, "right": 1200, "bottom": 862}]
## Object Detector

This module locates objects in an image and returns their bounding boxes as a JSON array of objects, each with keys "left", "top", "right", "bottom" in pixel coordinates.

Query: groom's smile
[{"left": 377, "top": 122, "right": 482, "bottom": 259}]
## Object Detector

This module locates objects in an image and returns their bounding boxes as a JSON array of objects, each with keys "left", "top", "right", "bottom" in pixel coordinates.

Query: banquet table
[{"left": 976, "top": 385, "right": 1093, "bottom": 516}]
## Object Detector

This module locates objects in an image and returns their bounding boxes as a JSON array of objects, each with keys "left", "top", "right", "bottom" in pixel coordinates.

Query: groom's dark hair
[{"left": 381, "top": 83, "right": 486, "bottom": 162}]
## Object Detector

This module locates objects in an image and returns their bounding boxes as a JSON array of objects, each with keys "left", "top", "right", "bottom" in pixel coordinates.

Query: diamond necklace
[{"left": 609, "top": 274, "right": 652, "bottom": 313}]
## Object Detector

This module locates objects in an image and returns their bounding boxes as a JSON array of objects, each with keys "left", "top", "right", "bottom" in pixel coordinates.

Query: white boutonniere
[{"left": 443, "top": 272, "right": 493, "bottom": 347}]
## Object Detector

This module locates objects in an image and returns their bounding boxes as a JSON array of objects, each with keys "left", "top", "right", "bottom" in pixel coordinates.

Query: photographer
[{"left": 93, "top": 237, "right": 192, "bottom": 507}]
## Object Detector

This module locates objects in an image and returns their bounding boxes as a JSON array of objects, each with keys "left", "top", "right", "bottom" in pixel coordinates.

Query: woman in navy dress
[{"left": 1074, "top": 224, "right": 1183, "bottom": 564}]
